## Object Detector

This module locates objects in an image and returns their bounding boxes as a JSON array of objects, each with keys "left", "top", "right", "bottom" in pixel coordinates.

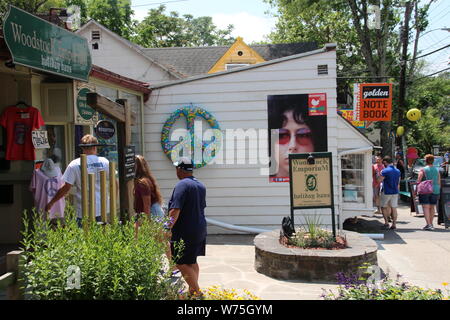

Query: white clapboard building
[
  {"left": 146, "top": 44, "right": 375, "bottom": 234},
  {"left": 76, "top": 21, "right": 376, "bottom": 233}
]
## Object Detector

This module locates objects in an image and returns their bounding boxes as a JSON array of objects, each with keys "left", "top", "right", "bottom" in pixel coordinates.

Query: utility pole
[{"left": 398, "top": 2, "right": 412, "bottom": 152}]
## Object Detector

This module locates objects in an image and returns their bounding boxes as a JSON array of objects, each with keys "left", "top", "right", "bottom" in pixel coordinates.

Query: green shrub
[
  {"left": 20, "top": 207, "right": 184, "bottom": 300},
  {"left": 288, "top": 215, "right": 337, "bottom": 249}
]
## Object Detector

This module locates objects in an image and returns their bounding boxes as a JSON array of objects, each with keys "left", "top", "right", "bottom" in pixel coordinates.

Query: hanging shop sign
[
  {"left": 95, "top": 120, "right": 116, "bottom": 140},
  {"left": 75, "top": 86, "right": 98, "bottom": 125},
  {"left": 340, "top": 109, "right": 365, "bottom": 128},
  {"left": 359, "top": 83, "right": 393, "bottom": 121},
  {"left": 2, "top": 5, "right": 92, "bottom": 81}
]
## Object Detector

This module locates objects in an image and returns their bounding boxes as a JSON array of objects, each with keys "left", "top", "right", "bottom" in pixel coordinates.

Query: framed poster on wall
[{"left": 268, "top": 94, "right": 328, "bottom": 183}]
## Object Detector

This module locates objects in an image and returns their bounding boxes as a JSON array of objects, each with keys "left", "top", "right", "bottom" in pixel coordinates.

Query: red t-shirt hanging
[{"left": 0, "top": 106, "right": 45, "bottom": 160}]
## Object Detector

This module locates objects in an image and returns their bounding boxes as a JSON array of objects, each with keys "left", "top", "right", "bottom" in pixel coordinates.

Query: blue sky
[{"left": 130, "top": 0, "right": 448, "bottom": 74}]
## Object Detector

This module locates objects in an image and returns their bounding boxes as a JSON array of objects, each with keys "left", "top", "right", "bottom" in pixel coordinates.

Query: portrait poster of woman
[{"left": 268, "top": 94, "right": 328, "bottom": 182}]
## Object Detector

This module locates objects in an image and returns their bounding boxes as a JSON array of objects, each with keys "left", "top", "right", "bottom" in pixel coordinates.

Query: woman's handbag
[{"left": 417, "top": 169, "right": 433, "bottom": 195}]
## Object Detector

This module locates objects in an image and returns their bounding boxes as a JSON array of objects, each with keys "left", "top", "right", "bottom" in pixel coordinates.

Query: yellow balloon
[
  {"left": 406, "top": 108, "right": 421, "bottom": 121},
  {"left": 397, "top": 126, "right": 404, "bottom": 136}
]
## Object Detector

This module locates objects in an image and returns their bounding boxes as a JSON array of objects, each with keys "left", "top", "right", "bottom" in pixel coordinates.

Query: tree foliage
[
  {"left": 405, "top": 73, "right": 450, "bottom": 153},
  {"left": 133, "top": 5, "right": 234, "bottom": 47},
  {"left": 85, "top": 0, "right": 134, "bottom": 39},
  {"left": 266, "top": 0, "right": 439, "bottom": 156}
]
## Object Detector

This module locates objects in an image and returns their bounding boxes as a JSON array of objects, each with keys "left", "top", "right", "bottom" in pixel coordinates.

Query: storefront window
[
  {"left": 341, "top": 154, "right": 365, "bottom": 204},
  {"left": 45, "top": 125, "right": 66, "bottom": 171}
]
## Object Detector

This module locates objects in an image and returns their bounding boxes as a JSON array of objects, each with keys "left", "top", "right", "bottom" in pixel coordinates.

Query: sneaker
[
  {"left": 390, "top": 225, "right": 397, "bottom": 230},
  {"left": 423, "top": 225, "right": 433, "bottom": 231}
]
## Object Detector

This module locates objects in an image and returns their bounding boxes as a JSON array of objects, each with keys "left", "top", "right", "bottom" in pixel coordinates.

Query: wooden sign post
[{"left": 87, "top": 93, "right": 136, "bottom": 222}]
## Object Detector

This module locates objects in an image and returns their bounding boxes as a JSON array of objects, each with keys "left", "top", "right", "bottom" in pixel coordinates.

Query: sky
[
  {"left": 130, "top": 0, "right": 277, "bottom": 44},
  {"left": 130, "top": 0, "right": 449, "bottom": 75}
]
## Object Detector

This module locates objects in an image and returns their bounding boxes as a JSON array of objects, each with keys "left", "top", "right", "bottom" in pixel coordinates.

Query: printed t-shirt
[
  {"left": 0, "top": 105, "right": 45, "bottom": 160},
  {"left": 62, "top": 155, "right": 109, "bottom": 218},
  {"left": 29, "top": 168, "right": 65, "bottom": 219},
  {"left": 169, "top": 176, "right": 207, "bottom": 242},
  {"left": 381, "top": 165, "right": 401, "bottom": 195}
]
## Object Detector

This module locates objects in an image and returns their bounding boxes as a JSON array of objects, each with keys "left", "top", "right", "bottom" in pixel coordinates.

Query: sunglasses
[{"left": 278, "top": 128, "right": 312, "bottom": 145}]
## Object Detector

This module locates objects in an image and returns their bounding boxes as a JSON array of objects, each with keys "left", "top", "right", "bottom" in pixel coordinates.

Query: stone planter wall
[{"left": 254, "top": 230, "right": 378, "bottom": 282}]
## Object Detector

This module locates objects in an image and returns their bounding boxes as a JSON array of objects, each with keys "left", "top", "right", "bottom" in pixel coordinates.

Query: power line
[
  {"left": 422, "top": 35, "right": 450, "bottom": 51},
  {"left": 131, "top": 0, "right": 189, "bottom": 7},
  {"left": 407, "top": 44, "right": 450, "bottom": 61},
  {"left": 409, "top": 67, "right": 450, "bottom": 83}
]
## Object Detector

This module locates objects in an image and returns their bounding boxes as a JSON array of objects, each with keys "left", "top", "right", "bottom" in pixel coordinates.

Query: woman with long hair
[
  {"left": 134, "top": 154, "right": 164, "bottom": 218},
  {"left": 417, "top": 154, "right": 441, "bottom": 231},
  {"left": 134, "top": 155, "right": 172, "bottom": 261}
]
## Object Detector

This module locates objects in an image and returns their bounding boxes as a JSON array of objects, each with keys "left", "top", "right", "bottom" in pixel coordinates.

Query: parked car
[{"left": 409, "top": 156, "right": 446, "bottom": 180}]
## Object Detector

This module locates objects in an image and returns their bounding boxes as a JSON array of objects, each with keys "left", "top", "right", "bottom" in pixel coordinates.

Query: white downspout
[{"left": 206, "top": 218, "right": 270, "bottom": 234}]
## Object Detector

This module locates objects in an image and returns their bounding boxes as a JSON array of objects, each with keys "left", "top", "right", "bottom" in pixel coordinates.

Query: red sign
[
  {"left": 359, "top": 83, "right": 392, "bottom": 121},
  {"left": 308, "top": 93, "right": 327, "bottom": 116}
]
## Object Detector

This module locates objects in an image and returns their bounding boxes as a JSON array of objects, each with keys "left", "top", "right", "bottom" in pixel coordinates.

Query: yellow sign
[{"left": 290, "top": 157, "right": 332, "bottom": 208}]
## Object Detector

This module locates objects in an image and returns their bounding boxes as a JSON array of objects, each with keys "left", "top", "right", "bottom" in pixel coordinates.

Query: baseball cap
[{"left": 173, "top": 157, "right": 193, "bottom": 171}]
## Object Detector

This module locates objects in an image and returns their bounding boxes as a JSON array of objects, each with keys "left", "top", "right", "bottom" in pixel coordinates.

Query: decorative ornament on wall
[
  {"left": 161, "top": 106, "right": 222, "bottom": 169},
  {"left": 396, "top": 126, "right": 404, "bottom": 136}
]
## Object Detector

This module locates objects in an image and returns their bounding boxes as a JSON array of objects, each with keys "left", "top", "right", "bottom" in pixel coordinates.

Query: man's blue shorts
[
  {"left": 418, "top": 193, "right": 439, "bottom": 205},
  {"left": 171, "top": 238, "right": 206, "bottom": 265}
]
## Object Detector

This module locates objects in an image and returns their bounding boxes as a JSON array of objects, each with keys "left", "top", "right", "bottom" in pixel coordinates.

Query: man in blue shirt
[
  {"left": 378, "top": 156, "right": 401, "bottom": 230},
  {"left": 167, "top": 157, "right": 207, "bottom": 296}
]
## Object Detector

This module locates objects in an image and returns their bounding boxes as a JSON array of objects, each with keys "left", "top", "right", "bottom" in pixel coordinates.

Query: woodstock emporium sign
[{"left": 3, "top": 5, "right": 92, "bottom": 81}]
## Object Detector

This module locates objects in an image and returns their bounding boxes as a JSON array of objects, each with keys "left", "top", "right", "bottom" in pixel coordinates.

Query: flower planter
[{"left": 254, "top": 230, "right": 378, "bottom": 282}]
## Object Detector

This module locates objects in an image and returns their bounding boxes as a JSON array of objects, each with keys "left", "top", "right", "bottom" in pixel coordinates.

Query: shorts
[
  {"left": 380, "top": 193, "right": 399, "bottom": 208},
  {"left": 171, "top": 238, "right": 206, "bottom": 265},
  {"left": 418, "top": 193, "right": 439, "bottom": 205}
]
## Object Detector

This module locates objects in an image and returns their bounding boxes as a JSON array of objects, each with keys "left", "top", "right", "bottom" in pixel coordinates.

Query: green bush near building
[{"left": 20, "top": 207, "right": 183, "bottom": 300}]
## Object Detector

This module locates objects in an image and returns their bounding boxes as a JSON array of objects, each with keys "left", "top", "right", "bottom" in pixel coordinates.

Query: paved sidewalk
[
  {"left": 198, "top": 235, "right": 338, "bottom": 300},
  {"left": 199, "top": 202, "right": 450, "bottom": 300}
]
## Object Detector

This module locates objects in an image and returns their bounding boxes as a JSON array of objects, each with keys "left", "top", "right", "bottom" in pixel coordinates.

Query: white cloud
[{"left": 212, "top": 12, "right": 277, "bottom": 43}]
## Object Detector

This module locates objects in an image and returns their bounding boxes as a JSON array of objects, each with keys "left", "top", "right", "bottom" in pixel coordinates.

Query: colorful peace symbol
[{"left": 161, "top": 106, "right": 222, "bottom": 168}]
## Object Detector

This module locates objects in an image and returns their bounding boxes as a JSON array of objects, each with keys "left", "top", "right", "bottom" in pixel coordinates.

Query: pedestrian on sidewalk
[
  {"left": 417, "top": 154, "right": 441, "bottom": 231},
  {"left": 167, "top": 157, "right": 207, "bottom": 297},
  {"left": 378, "top": 156, "right": 401, "bottom": 230},
  {"left": 45, "top": 134, "right": 109, "bottom": 227},
  {"left": 133, "top": 154, "right": 164, "bottom": 220},
  {"left": 372, "top": 155, "right": 385, "bottom": 214}
]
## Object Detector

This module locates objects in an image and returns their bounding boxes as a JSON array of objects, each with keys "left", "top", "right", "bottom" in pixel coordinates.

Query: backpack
[
  {"left": 281, "top": 216, "right": 295, "bottom": 238},
  {"left": 417, "top": 169, "right": 433, "bottom": 195}
]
